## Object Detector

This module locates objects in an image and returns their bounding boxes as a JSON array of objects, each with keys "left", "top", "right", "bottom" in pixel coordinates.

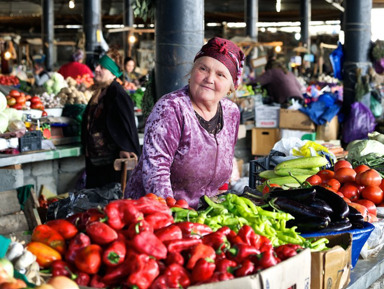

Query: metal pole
[
  {"left": 343, "top": 0, "right": 372, "bottom": 112},
  {"left": 300, "top": 0, "right": 311, "bottom": 50},
  {"left": 41, "top": 0, "right": 54, "bottom": 71},
  {"left": 245, "top": 0, "right": 258, "bottom": 69},
  {"left": 123, "top": 0, "right": 134, "bottom": 59},
  {"left": 155, "top": 0, "right": 204, "bottom": 98},
  {"left": 83, "top": 0, "right": 102, "bottom": 71}
]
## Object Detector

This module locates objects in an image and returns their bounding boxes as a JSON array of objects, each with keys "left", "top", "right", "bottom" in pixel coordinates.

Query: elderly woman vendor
[{"left": 125, "top": 37, "right": 245, "bottom": 208}]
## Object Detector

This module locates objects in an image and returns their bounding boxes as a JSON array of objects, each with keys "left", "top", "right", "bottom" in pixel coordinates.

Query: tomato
[
  {"left": 42, "top": 110, "right": 48, "bottom": 117},
  {"left": 334, "top": 160, "right": 352, "bottom": 171},
  {"left": 380, "top": 179, "right": 384, "bottom": 192},
  {"left": 356, "top": 169, "right": 382, "bottom": 187},
  {"left": 9, "top": 89, "right": 20, "bottom": 98},
  {"left": 368, "top": 213, "right": 378, "bottom": 223},
  {"left": 354, "top": 164, "right": 370, "bottom": 175},
  {"left": 31, "top": 102, "right": 45, "bottom": 110},
  {"left": 336, "top": 192, "right": 344, "bottom": 198},
  {"left": 262, "top": 183, "right": 281, "bottom": 195},
  {"left": 317, "top": 169, "right": 335, "bottom": 183},
  {"left": 355, "top": 199, "right": 377, "bottom": 216},
  {"left": 166, "top": 196, "right": 176, "bottom": 207},
  {"left": 174, "top": 199, "right": 189, "bottom": 209},
  {"left": 15, "top": 95, "right": 26, "bottom": 105},
  {"left": 31, "top": 96, "right": 42, "bottom": 104},
  {"left": 145, "top": 193, "right": 159, "bottom": 201},
  {"left": 7, "top": 97, "right": 16, "bottom": 106},
  {"left": 339, "top": 182, "right": 359, "bottom": 201},
  {"left": 349, "top": 203, "right": 369, "bottom": 221},
  {"left": 361, "top": 185, "right": 384, "bottom": 205},
  {"left": 323, "top": 178, "right": 341, "bottom": 192},
  {"left": 343, "top": 197, "right": 352, "bottom": 203},
  {"left": 305, "top": 175, "right": 322, "bottom": 186},
  {"left": 334, "top": 167, "right": 356, "bottom": 184},
  {"left": 12, "top": 103, "right": 23, "bottom": 110}
]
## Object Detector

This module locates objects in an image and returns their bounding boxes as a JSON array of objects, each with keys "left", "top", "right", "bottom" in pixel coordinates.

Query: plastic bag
[
  {"left": 46, "top": 182, "right": 121, "bottom": 221},
  {"left": 360, "top": 219, "right": 384, "bottom": 259},
  {"left": 329, "top": 42, "right": 344, "bottom": 80},
  {"left": 370, "top": 93, "right": 383, "bottom": 118},
  {"left": 292, "top": 141, "right": 336, "bottom": 168},
  {"left": 342, "top": 102, "right": 376, "bottom": 144}
]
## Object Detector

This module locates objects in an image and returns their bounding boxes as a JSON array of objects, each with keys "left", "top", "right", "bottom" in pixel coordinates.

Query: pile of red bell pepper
[{"left": 26, "top": 195, "right": 302, "bottom": 289}]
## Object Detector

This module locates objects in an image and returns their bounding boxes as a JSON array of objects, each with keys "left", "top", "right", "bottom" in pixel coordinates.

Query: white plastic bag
[{"left": 360, "top": 219, "right": 384, "bottom": 259}]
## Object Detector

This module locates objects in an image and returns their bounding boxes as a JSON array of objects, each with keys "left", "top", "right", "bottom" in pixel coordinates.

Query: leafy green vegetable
[{"left": 346, "top": 139, "right": 384, "bottom": 167}]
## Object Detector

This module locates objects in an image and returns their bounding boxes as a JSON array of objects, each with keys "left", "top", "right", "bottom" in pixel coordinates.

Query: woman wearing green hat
[{"left": 81, "top": 48, "right": 140, "bottom": 189}]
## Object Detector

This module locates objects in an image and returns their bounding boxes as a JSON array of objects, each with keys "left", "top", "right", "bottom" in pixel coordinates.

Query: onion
[{"left": 48, "top": 276, "right": 79, "bottom": 289}]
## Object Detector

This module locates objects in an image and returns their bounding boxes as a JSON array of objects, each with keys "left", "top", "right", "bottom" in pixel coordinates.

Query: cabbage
[
  {"left": 0, "top": 92, "right": 6, "bottom": 112},
  {"left": 2, "top": 108, "right": 23, "bottom": 122},
  {"left": 346, "top": 139, "right": 384, "bottom": 167},
  {"left": 0, "top": 112, "right": 9, "bottom": 133}
]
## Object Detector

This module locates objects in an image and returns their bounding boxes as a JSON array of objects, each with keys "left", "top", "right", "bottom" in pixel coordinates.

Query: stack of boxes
[{"left": 252, "top": 105, "right": 338, "bottom": 156}]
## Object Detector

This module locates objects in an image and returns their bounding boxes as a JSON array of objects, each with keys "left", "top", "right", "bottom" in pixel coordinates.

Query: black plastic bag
[{"left": 46, "top": 182, "right": 121, "bottom": 221}]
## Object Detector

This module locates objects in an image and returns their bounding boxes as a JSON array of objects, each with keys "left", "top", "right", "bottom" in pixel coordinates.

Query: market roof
[{"left": 0, "top": 0, "right": 383, "bottom": 32}]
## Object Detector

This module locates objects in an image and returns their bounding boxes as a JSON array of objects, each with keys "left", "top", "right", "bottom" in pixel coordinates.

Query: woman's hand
[{"left": 119, "top": 151, "right": 137, "bottom": 160}]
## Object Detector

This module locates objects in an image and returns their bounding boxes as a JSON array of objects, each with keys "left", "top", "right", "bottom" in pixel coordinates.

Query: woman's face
[
  {"left": 125, "top": 60, "right": 135, "bottom": 73},
  {"left": 189, "top": 56, "right": 233, "bottom": 106},
  {"left": 94, "top": 64, "right": 115, "bottom": 84}
]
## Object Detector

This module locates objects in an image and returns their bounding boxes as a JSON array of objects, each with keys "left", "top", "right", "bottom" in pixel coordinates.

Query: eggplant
[
  {"left": 305, "top": 198, "right": 333, "bottom": 215},
  {"left": 317, "top": 218, "right": 352, "bottom": 233},
  {"left": 266, "top": 187, "right": 316, "bottom": 202},
  {"left": 287, "top": 216, "right": 329, "bottom": 233},
  {"left": 273, "top": 197, "right": 331, "bottom": 221},
  {"left": 347, "top": 205, "right": 365, "bottom": 226},
  {"left": 313, "top": 186, "right": 350, "bottom": 219}
]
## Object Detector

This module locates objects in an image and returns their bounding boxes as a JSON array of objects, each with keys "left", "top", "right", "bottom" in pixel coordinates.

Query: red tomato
[
  {"left": 12, "top": 103, "right": 23, "bottom": 110},
  {"left": 356, "top": 169, "right": 382, "bottom": 187},
  {"left": 174, "top": 199, "right": 189, "bottom": 209},
  {"left": 336, "top": 192, "right": 345, "bottom": 198},
  {"left": 380, "top": 179, "right": 384, "bottom": 192},
  {"left": 9, "top": 89, "right": 20, "bottom": 98},
  {"left": 334, "top": 167, "right": 356, "bottom": 184},
  {"left": 166, "top": 196, "right": 176, "bottom": 207},
  {"left": 355, "top": 199, "right": 377, "bottom": 216},
  {"left": 262, "top": 183, "right": 281, "bottom": 195},
  {"left": 305, "top": 175, "right": 322, "bottom": 186},
  {"left": 7, "top": 97, "right": 16, "bottom": 106},
  {"left": 354, "top": 164, "right": 370, "bottom": 175},
  {"left": 343, "top": 197, "right": 352, "bottom": 203},
  {"left": 368, "top": 213, "right": 378, "bottom": 223},
  {"left": 361, "top": 186, "right": 384, "bottom": 205},
  {"left": 334, "top": 160, "right": 352, "bottom": 171},
  {"left": 42, "top": 111, "right": 48, "bottom": 117},
  {"left": 339, "top": 182, "right": 359, "bottom": 201},
  {"left": 317, "top": 169, "right": 335, "bottom": 183},
  {"left": 323, "top": 178, "right": 341, "bottom": 192},
  {"left": 349, "top": 203, "right": 369, "bottom": 221},
  {"left": 15, "top": 95, "right": 26, "bottom": 105},
  {"left": 31, "top": 96, "right": 42, "bottom": 104}
]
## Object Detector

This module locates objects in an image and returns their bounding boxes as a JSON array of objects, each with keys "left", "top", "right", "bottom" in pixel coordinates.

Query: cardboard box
[
  {"left": 255, "top": 105, "right": 280, "bottom": 128},
  {"left": 252, "top": 128, "right": 280, "bottom": 155},
  {"left": 237, "top": 124, "right": 246, "bottom": 140},
  {"left": 316, "top": 116, "right": 339, "bottom": 141},
  {"left": 280, "top": 129, "right": 316, "bottom": 140},
  {"left": 279, "top": 109, "right": 316, "bottom": 131},
  {"left": 188, "top": 249, "right": 311, "bottom": 289},
  {"left": 309, "top": 233, "right": 352, "bottom": 289}
]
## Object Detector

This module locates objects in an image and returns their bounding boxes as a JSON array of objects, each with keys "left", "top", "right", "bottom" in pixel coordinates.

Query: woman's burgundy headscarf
[{"left": 194, "top": 37, "right": 245, "bottom": 89}]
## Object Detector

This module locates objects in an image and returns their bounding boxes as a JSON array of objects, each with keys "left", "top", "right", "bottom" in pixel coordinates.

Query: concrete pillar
[
  {"left": 41, "top": 0, "right": 54, "bottom": 71},
  {"left": 155, "top": 0, "right": 204, "bottom": 98},
  {"left": 83, "top": 0, "right": 102, "bottom": 70},
  {"left": 123, "top": 0, "right": 134, "bottom": 58}
]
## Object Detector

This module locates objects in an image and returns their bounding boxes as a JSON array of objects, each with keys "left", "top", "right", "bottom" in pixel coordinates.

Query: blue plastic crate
[{"left": 301, "top": 222, "right": 375, "bottom": 268}]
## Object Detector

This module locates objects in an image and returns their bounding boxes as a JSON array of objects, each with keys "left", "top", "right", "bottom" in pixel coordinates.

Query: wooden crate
[{"left": 0, "top": 187, "right": 41, "bottom": 241}]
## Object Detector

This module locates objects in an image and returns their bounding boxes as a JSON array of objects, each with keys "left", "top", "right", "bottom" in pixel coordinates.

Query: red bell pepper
[
  {"left": 102, "top": 233, "right": 126, "bottom": 266},
  {"left": 186, "top": 243, "right": 216, "bottom": 270},
  {"left": 46, "top": 219, "right": 78, "bottom": 240},
  {"left": 102, "top": 250, "right": 137, "bottom": 286},
  {"left": 130, "top": 230, "right": 167, "bottom": 260},
  {"left": 202, "top": 230, "right": 231, "bottom": 253},
  {"left": 259, "top": 235, "right": 273, "bottom": 253},
  {"left": 132, "top": 196, "right": 172, "bottom": 216},
  {"left": 31, "top": 224, "right": 66, "bottom": 255},
  {"left": 207, "top": 271, "right": 234, "bottom": 283},
  {"left": 227, "top": 243, "right": 260, "bottom": 263},
  {"left": 274, "top": 244, "right": 302, "bottom": 261},
  {"left": 104, "top": 199, "right": 144, "bottom": 230},
  {"left": 74, "top": 244, "right": 102, "bottom": 274},
  {"left": 215, "top": 258, "right": 237, "bottom": 274},
  {"left": 165, "top": 251, "right": 184, "bottom": 266},
  {"left": 150, "top": 263, "right": 190, "bottom": 289},
  {"left": 65, "top": 232, "right": 91, "bottom": 264},
  {"left": 89, "top": 274, "right": 106, "bottom": 288},
  {"left": 164, "top": 238, "right": 202, "bottom": 253},
  {"left": 174, "top": 222, "right": 212, "bottom": 238},
  {"left": 66, "top": 208, "right": 106, "bottom": 231},
  {"left": 145, "top": 212, "right": 174, "bottom": 230},
  {"left": 122, "top": 219, "right": 153, "bottom": 240},
  {"left": 154, "top": 224, "right": 183, "bottom": 242},
  {"left": 85, "top": 221, "right": 118, "bottom": 245},
  {"left": 50, "top": 260, "right": 76, "bottom": 279},
  {"left": 125, "top": 254, "right": 160, "bottom": 289},
  {"left": 191, "top": 258, "right": 216, "bottom": 284},
  {"left": 237, "top": 225, "right": 262, "bottom": 248},
  {"left": 256, "top": 249, "right": 280, "bottom": 269},
  {"left": 235, "top": 259, "right": 255, "bottom": 277},
  {"left": 74, "top": 272, "right": 90, "bottom": 287},
  {"left": 227, "top": 229, "right": 246, "bottom": 246}
]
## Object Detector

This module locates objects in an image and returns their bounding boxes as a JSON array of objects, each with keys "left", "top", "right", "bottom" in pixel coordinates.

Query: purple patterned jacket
[{"left": 125, "top": 85, "right": 240, "bottom": 208}]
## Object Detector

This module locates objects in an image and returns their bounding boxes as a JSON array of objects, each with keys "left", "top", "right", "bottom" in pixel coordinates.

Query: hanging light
[
  {"left": 129, "top": 35, "right": 137, "bottom": 44},
  {"left": 4, "top": 51, "right": 12, "bottom": 60},
  {"left": 69, "top": 0, "right": 75, "bottom": 9},
  {"left": 276, "top": 0, "right": 281, "bottom": 13},
  {"left": 275, "top": 45, "right": 282, "bottom": 53}
]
